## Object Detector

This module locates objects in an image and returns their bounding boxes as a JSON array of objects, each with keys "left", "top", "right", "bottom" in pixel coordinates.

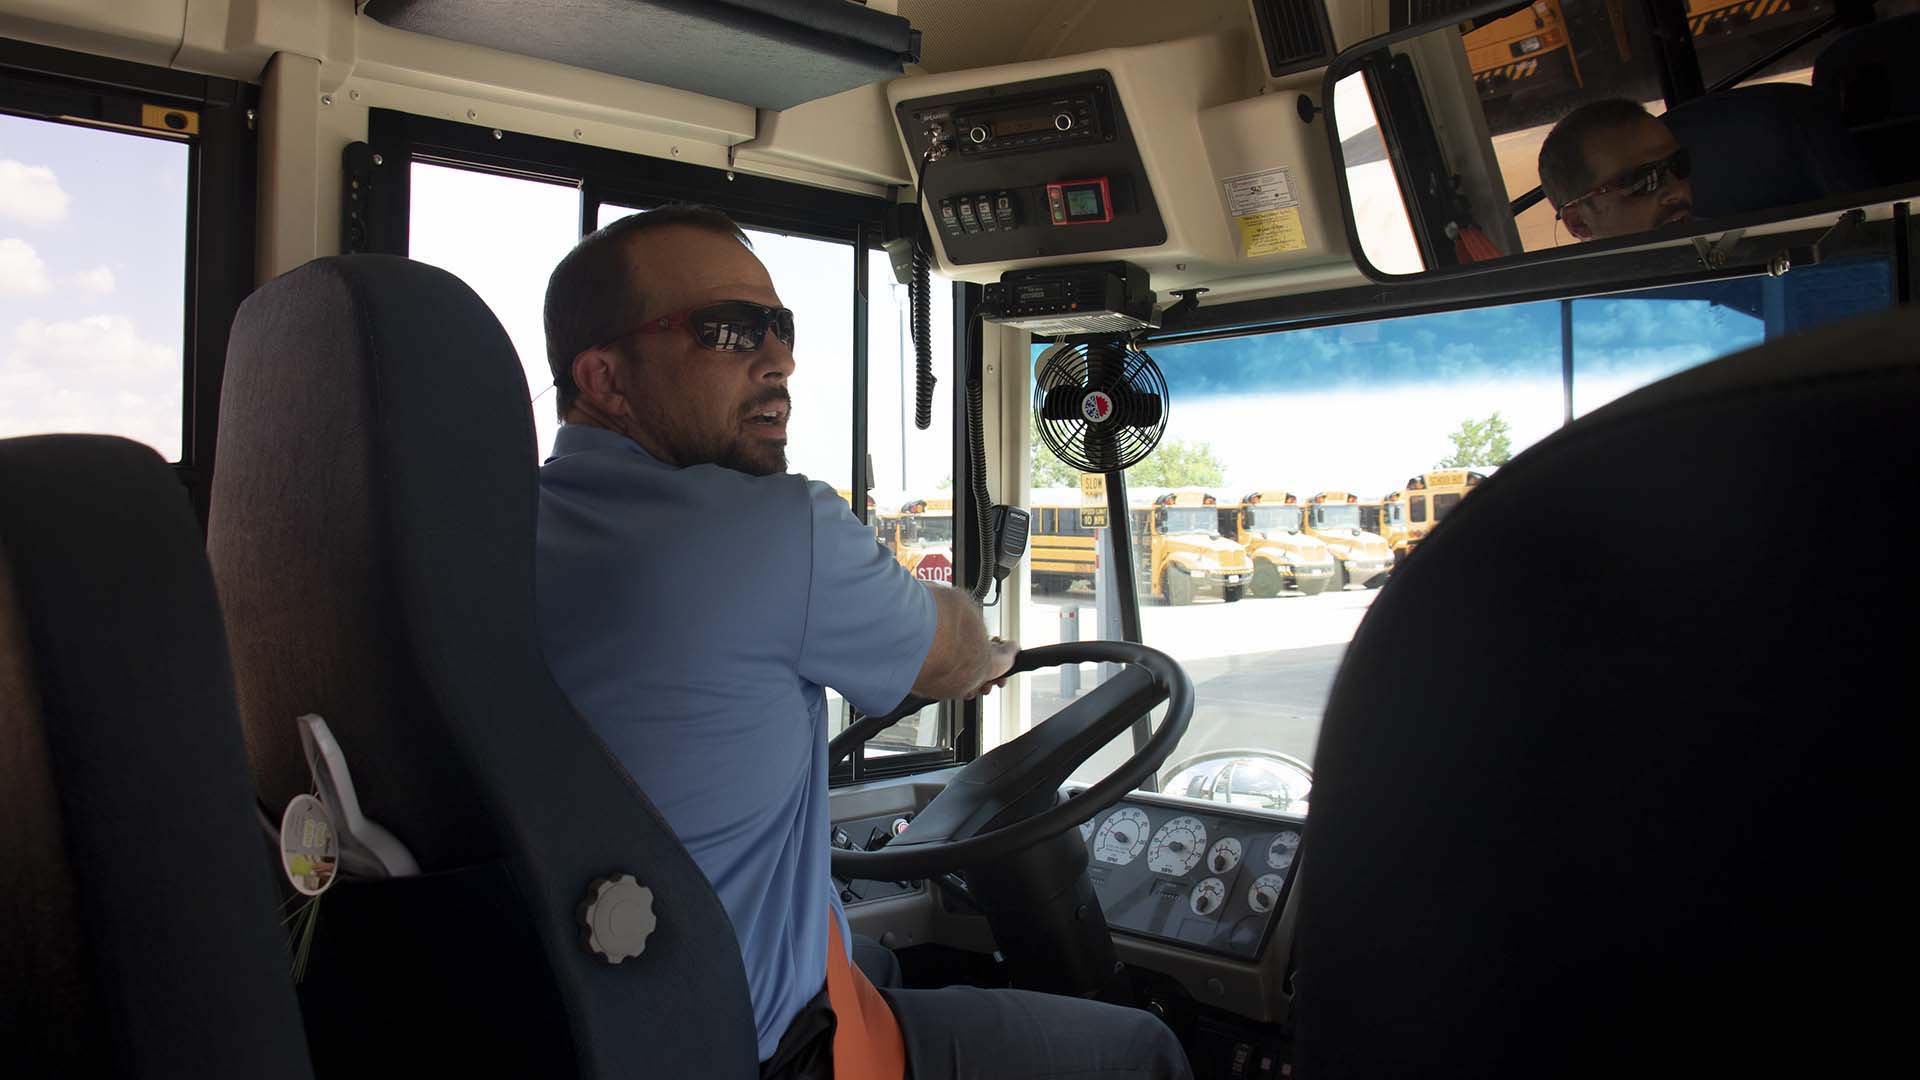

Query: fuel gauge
[
  {"left": 1206, "top": 837, "right": 1243, "bottom": 875},
  {"left": 1189, "top": 877, "right": 1227, "bottom": 917}
]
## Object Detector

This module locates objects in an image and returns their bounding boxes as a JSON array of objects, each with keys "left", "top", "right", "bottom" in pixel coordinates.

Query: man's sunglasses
[
  {"left": 622, "top": 300, "right": 796, "bottom": 352},
  {"left": 1556, "top": 148, "right": 1691, "bottom": 216}
]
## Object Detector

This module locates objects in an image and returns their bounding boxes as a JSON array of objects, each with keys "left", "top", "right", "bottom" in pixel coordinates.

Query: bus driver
[
  {"left": 534, "top": 206, "right": 1191, "bottom": 1080},
  {"left": 1540, "top": 98, "right": 1694, "bottom": 241}
]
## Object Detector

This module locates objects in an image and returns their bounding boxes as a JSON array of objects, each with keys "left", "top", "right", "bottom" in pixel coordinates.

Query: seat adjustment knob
[{"left": 580, "top": 873, "right": 656, "bottom": 964}]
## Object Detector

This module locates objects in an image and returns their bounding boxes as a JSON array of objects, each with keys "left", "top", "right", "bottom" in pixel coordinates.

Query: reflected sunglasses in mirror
[{"left": 1557, "top": 148, "right": 1692, "bottom": 216}]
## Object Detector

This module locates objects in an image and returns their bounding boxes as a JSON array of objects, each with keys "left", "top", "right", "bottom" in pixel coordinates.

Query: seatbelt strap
[{"left": 824, "top": 918, "right": 906, "bottom": 1080}]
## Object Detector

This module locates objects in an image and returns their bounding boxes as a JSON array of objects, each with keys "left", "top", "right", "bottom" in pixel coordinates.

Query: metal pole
[
  {"left": 852, "top": 225, "right": 871, "bottom": 524},
  {"left": 897, "top": 283, "right": 909, "bottom": 487},
  {"left": 1560, "top": 298, "right": 1574, "bottom": 426},
  {"left": 1059, "top": 606, "right": 1080, "bottom": 698}
]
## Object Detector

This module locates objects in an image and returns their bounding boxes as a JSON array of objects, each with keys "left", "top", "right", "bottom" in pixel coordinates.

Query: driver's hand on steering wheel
[{"left": 967, "top": 638, "right": 1020, "bottom": 700}]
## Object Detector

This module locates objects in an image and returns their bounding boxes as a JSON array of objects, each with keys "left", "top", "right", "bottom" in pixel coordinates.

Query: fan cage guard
[{"left": 1032, "top": 341, "right": 1170, "bottom": 475}]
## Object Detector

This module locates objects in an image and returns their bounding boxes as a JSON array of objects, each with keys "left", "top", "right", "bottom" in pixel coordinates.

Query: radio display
[{"left": 993, "top": 116, "right": 1052, "bottom": 137}]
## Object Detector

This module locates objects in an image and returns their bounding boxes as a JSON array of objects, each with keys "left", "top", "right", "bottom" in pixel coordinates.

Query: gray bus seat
[
  {"left": 207, "top": 255, "right": 758, "bottom": 1078},
  {"left": 1293, "top": 306, "right": 1917, "bottom": 1078},
  {"left": 0, "top": 434, "right": 314, "bottom": 1078}
]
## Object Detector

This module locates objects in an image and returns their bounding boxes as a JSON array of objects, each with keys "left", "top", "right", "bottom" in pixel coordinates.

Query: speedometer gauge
[
  {"left": 1147, "top": 815, "right": 1207, "bottom": 877},
  {"left": 1206, "top": 837, "right": 1243, "bottom": 875},
  {"left": 1092, "top": 807, "right": 1150, "bottom": 866},
  {"left": 1266, "top": 830, "right": 1301, "bottom": 871}
]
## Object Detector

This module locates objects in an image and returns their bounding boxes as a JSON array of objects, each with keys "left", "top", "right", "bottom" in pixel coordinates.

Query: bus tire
[
  {"left": 1328, "top": 561, "right": 1348, "bottom": 592},
  {"left": 1224, "top": 584, "right": 1245, "bottom": 603},
  {"left": 1250, "top": 562, "right": 1283, "bottom": 598},
  {"left": 1166, "top": 568, "right": 1195, "bottom": 606}
]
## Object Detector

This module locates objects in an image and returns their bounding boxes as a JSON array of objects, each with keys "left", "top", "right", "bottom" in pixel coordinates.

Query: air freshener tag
[{"left": 280, "top": 793, "right": 338, "bottom": 896}]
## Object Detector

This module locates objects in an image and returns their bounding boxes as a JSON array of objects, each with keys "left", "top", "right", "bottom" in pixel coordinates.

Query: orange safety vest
[{"left": 824, "top": 918, "right": 906, "bottom": 1080}]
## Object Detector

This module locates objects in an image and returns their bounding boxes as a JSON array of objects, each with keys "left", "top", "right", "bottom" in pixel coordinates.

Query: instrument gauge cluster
[{"left": 1078, "top": 797, "right": 1303, "bottom": 961}]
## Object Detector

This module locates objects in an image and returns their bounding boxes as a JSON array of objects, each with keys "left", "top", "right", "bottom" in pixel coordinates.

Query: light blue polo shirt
[{"left": 534, "top": 422, "right": 937, "bottom": 1061}]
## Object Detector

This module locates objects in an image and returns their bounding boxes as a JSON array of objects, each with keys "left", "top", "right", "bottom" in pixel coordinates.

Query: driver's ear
[{"left": 571, "top": 345, "right": 635, "bottom": 417}]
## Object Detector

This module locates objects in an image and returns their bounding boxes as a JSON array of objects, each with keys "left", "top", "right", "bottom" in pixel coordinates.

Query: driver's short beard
[{"left": 713, "top": 437, "right": 787, "bottom": 477}]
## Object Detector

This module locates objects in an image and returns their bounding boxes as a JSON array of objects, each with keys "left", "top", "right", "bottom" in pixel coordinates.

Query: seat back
[
  {"left": 207, "top": 255, "right": 757, "bottom": 1077},
  {"left": 1813, "top": 12, "right": 1920, "bottom": 186},
  {"left": 1293, "top": 308, "right": 1918, "bottom": 1077},
  {"left": 1661, "top": 82, "right": 1875, "bottom": 218},
  {"left": 0, "top": 435, "right": 313, "bottom": 1078}
]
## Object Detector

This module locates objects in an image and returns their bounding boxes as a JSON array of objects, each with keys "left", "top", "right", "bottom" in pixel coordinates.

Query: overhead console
[
  {"left": 887, "top": 35, "right": 1352, "bottom": 296},
  {"left": 895, "top": 71, "right": 1168, "bottom": 265}
]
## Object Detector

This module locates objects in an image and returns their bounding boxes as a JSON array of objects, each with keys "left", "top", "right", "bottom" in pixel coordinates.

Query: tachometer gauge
[
  {"left": 1092, "top": 807, "right": 1150, "bottom": 866},
  {"left": 1266, "top": 830, "right": 1301, "bottom": 871},
  {"left": 1147, "top": 815, "right": 1207, "bottom": 877},
  {"left": 1190, "top": 877, "right": 1227, "bottom": 916},
  {"left": 1206, "top": 837, "right": 1243, "bottom": 875},
  {"left": 1248, "top": 872, "right": 1286, "bottom": 914}
]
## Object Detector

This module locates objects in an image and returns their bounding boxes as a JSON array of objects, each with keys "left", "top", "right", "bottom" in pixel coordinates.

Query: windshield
[
  {"left": 1161, "top": 507, "right": 1216, "bottom": 535},
  {"left": 1248, "top": 506, "right": 1303, "bottom": 532},
  {"left": 1313, "top": 504, "right": 1362, "bottom": 531},
  {"left": 912, "top": 516, "right": 953, "bottom": 546},
  {"left": 1022, "top": 258, "right": 1893, "bottom": 812}
]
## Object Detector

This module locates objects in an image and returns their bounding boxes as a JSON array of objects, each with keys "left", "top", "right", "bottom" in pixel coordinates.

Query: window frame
[
  {"left": 352, "top": 109, "right": 976, "bottom": 781},
  {"left": 0, "top": 36, "right": 257, "bottom": 525}
]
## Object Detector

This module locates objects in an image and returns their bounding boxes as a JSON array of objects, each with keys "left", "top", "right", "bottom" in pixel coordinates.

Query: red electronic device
[{"left": 1045, "top": 177, "right": 1113, "bottom": 226}]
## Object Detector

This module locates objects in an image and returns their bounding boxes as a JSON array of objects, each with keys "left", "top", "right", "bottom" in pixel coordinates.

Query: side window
[
  {"left": 1411, "top": 495, "right": 1428, "bottom": 523},
  {"left": 1, "top": 113, "right": 188, "bottom": 459},
  {"left": 1433, "top": 493, "right": 1462, "bottom": 521},
  {"left": 410, "top": 164, "right": 579, "bottom": 459}
]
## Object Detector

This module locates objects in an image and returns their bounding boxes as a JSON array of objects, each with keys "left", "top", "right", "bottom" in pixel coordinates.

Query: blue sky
[{"left": 1, "top": 112, "right": 188, "bottom": 459}]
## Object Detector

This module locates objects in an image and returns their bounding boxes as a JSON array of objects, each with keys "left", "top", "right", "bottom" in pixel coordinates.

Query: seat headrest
[
  {"left": 1294, "top": 307, "right": 1919, "bottom": 1078},
  {"left": 1, "top": 434, "right": 312, "bottom": 1077},
  {"left": 1661, "top": 83, "right": 1875, "bottom": 218}
]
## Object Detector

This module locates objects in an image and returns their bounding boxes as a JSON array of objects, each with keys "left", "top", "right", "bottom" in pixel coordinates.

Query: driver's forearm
[{"left": 910, "top": 584, "right": 996, "bottom": 700}]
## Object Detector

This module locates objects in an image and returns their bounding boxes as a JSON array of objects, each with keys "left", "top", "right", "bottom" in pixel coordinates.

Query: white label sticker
[
  {"left": 1223, "top": 167, "right": 1298, "bottom": 216},
  {"left": 281, "top": 794, "right": 339, "bottom": 897}
]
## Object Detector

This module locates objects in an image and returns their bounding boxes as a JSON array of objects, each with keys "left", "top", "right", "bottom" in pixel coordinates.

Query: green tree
[
  {"left": 1124, "top": 438, "right": 1226, "bottom": 488},
  {"left": 1029, "top": 413, "right": 1227, "bottom": 489},
  {"left": 1438, "top": 411, "right": 1514, "bottom": 468}
]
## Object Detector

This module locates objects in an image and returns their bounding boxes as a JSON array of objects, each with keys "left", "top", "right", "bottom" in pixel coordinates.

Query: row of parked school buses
[{"left": 1025, "top": 469, "right": 1491, "bottom": 606}]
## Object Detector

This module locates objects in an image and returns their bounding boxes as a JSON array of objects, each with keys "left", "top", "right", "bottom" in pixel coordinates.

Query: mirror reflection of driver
[
  {"left": 1539, "top": 99, "right": 1693, "bottom": 240},
  {"left": 535, "top": 206, "right": 1189, "bottom": 1080}
]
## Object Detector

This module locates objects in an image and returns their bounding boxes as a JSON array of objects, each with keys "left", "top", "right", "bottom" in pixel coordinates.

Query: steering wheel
[{"left": 828, "top": 642, "right": 1193, "bottom": 881}]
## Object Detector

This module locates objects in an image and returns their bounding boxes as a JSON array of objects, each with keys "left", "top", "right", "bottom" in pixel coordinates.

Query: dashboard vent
[
  {"left": 1252, "top": 0, "right": 1335, "bottom": 78},
  {"left": 1396, "top": 0, "right": 1513, "bottom": 31}
]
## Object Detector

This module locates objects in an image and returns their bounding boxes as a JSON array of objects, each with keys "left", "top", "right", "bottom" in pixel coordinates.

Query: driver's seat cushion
[
  {"left": 1294, "top": 306, "right": 1917, "bottom": 1077},
  {"left": 208, "top": 254, "right": 758, "bottom": 1076}
]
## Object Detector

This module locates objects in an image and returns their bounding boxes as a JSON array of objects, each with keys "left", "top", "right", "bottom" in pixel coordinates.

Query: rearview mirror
[{"left": 1324, "top": 0, "right": 1920, "bottom": 281}]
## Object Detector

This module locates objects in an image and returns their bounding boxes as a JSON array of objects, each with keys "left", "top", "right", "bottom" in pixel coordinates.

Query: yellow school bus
[
  {"left": 1131, "top": 489, "right": 1254, "bottom": 606},
  {"left": 1399, "top": 470, "right": 1491, "bottom": 553},
  {"left": 1306, "top": 492, "right": 1396, "bottom": 590},
  {"left": 1029, "top": 486, "right": 1100, "bottom": 595},
  {"left": 881, "top": 496, "right": 957, "bottom": 586},
  {"left": 1220, "top": 492, "right": 1338, "bottom": 598},
  {"left": 1370, "top": 493, "right": 1416, "bottom": 566},
  {"left": 1464, "top": 0, "right": 1579, "bottom": 101}
]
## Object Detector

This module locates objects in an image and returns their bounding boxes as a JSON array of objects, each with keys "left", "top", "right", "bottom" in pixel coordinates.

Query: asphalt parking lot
[{"left": 1018, "top": 583, "right": 1382, "bottom": 781}]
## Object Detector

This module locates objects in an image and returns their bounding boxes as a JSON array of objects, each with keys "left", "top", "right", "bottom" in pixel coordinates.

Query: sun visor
[{"left": 362, "top": 0, "right": 921, "bottom": 111}]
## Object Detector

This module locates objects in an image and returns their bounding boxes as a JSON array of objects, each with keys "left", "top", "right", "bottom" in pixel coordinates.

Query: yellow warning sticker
[{"left": 1236, "top": 207, "right": 1306, "bottom": 256}]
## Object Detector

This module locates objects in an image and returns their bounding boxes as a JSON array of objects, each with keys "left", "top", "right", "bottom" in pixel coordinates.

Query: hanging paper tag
[{"left": 280, "top": 793, "right": 339, "bottom": 896}]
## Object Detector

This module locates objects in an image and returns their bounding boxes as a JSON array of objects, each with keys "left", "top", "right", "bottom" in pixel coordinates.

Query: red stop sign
[{"left": 913, "top": 552, "right": 953, "bottom": 584}]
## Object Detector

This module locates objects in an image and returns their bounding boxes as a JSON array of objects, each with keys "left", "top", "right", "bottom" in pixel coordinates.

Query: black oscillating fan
[{"left": 1032, "top": 339, "right": 1170, "bottom": 473}]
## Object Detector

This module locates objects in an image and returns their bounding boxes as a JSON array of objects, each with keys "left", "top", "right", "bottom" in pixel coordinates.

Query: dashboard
[{"left": 1076, "top": 794, "right": 1303, "bottom": 961}]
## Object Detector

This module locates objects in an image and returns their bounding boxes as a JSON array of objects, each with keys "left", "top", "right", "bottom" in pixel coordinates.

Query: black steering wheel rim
[{"left": 829, "top": 641, "right": 1193, "bottom": 881}]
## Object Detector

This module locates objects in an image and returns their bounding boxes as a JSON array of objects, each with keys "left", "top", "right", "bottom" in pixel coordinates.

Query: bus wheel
[
  {"left": 1328, "top": 562, "right": 1348, "bottom": 592},
  {"left": 1224, "top": 584, "right": 1245, "bottom": 603},
  {"left": 1250, "top": 562, "right": 1282, "bottom": 598},
  {"left": 1166, "top": 568, "right": 1196, "bottom": 606}
]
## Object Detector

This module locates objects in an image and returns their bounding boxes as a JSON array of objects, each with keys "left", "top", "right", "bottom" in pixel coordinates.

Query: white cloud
[
  {"left": 1, "top": 314, "right": 182, "bottom": 460},
  {"left": 0, "top": 160, "right": 71, "bottom": 225},
  {"left": 0, "top": 237, "right": 52, "bottom": 296},
  {"left": 64, "top": 265, "right": 116, "bottom": 295}
]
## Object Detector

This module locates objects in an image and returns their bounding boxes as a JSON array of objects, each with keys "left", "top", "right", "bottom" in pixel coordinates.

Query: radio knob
[
  {"left": 1053, "top": 113, "right": 1074, "bottom": 131},
  {"left": 968, "top": 125, "right": 989, "bottom": 144}
]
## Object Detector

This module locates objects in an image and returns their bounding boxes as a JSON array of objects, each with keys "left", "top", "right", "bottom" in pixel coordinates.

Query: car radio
[{"left": 949, "top": 88, "right": 1105, "bottom": 156}]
